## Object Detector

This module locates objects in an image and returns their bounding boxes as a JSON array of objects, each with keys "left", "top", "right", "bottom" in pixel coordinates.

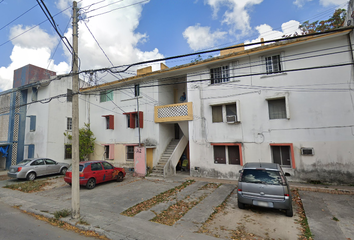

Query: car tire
[
  {"left": 116, "top": 172, "right": 124, "bottom": 182},
  {"left": 60, "top": 167, "right": 68, "bottom": 175},
  {"left": 238, "top": 200, "right": 245, "bottom": 209},
  {"left": 27, "top": 172, "right": 36, "bottom": 181},
  {"left": 86, "top": 178, "right": 96, "bottom": 189},
  {"left": 286, "top": 204, "right": 293, "bottom": 217}
]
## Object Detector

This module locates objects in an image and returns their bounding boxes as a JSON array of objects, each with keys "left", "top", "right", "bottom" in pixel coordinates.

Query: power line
[{"left": 0, "top": 4, "right": 37, "bottom": 32}]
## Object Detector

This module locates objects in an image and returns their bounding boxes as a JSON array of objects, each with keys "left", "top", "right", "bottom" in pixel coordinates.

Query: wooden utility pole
[{"left": 71, "top": 1, "right": 80, "bottom": 219}]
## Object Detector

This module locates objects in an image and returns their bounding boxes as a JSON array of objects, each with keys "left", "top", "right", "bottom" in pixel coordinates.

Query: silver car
[
  {"left": 7, "top": 158, "right": 69, "bottom": 181},
  {"left": 237, "top": 162, "right": 293, "bottom": 217}
]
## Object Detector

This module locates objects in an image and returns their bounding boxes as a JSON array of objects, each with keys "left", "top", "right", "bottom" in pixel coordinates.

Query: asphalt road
[{"left": 0, "top": 201, "right": 95, "bottom": 240}]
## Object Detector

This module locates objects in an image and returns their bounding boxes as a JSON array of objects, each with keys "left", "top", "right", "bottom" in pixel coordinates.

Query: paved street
[
  {"left": 0, "top": 201, "right": 96, "bottom": 240},
  {"left": 0, "top": 172, "right": 354, "bottom": 240}
]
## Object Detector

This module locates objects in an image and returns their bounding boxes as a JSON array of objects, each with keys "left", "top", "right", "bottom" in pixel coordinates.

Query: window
[
  {"left": 211, "top": 66, "right": 229, "bottom": 84},
  {"left": 28, "top": 145, "right": 35, "bottom": 158},
  {"left": 67, "top": 117, "right": 72, "bottom": 130},
  {"left": 32, "top": 87, "right": 38, "bottom": 102},
  {"left": 31, "top": 159, "right": 45, "bottom": 166},
  {"left": 124, "top": 111, "right": 143, "bottom": 129},
  {"left": 65, "top": 145, "right": 72, "bottom": 159},
  {"left": 100, "top": 90, "right": 113, "bottom": 102},
  {"left": 127, "top": 146, "right": 134, "bottom": 160},
  {"left": 67, "top": 89, "right": 72, "bottom": 102},
  {"left": 212, "top": 143, "right": 242, "bottom": 165},
  {"left": 271, "top": 145, "right": 291, "bottom": 167},
  {"left": 104, "top": 144, "right": 114, "bottom": 159},
  {"left": 45, "top": 159, "right": 56, "bottom": 165},
  {"left": 265, "top": 55, "right": 281, "bottom": 74},
  {"left": 211, "top": 102, "right": 240, "bottom": 123},
  {"left": 28, "top": 115, "right": 36, "bottom": 131},
  {"left": 268, "top": 98, "right": 287, "bottom": 119},
  {"left": 102, "top": 161, "right": 114, "bottom": 170},
  {"left": 134, "top": 84, "right": 140, "bottom": 97},
  {"left": 91, "top": 162, "right": 103, "bottom": 171},
  {"left": 102, "top": 115, "right": 114, "bottom": 129}
]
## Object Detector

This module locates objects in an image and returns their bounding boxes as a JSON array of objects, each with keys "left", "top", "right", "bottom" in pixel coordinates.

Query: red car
[{"left": 64, "top": 161, "right": 126, "bottom": 189}]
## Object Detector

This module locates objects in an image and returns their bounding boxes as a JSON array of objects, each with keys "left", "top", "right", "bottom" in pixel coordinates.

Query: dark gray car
[
  {"left": 237, "top": 162, "right": 293, "bottom": 217},
  {"left": 7, "top": 158, "right": 69, "bottom": 181}
]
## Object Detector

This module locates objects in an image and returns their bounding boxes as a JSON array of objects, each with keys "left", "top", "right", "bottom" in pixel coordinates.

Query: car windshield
[
  {"left": 241, "top": 169, "right": 283, "bottom": 185},
  {"left": 17, "top": 159, "right": 33, "bottom": 166},
  {"left": 67, "top": 165, "right": 84, "bottom": 172}
]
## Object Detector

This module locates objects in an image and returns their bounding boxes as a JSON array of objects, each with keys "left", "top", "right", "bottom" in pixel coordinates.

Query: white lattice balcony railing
[{"left": 154, "top": 102, "right": 193, "bottom": 123}]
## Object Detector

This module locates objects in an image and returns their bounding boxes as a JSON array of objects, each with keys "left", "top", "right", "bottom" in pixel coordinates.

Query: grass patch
[
  {"left": 4, "top": 179, "right": 51, "bottom": 193},
  {"left": 292, "top": 189, "right": 314, "bottom": 239},
  {"left": 77, "top": 218, "right": 90, "bottom": 225},
  {"left": 151, "top": 194, "right": 206, "bottom": 226},
  {"left": 121, "top": 180, "right": 195, "bottom": 217},
  {"left": 54, "top": 209, "right": 71, "bottom": 220},
  {"left": 332, "top": 216, "right": 339, "bottom": 222},
  {"left": 22, "top": 210, "right": 108, "bottom": 239}
]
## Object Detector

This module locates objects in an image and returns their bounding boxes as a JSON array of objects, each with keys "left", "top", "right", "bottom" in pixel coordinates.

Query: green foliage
[
  {"left": 54, "top": 209, "right": 71, "bottom": 220},
  {"left": 283, "top": 9, "right": 346, "bottom": 37},
  {"left": 64, "top": 123, "right": 96, "bottom": 161}
]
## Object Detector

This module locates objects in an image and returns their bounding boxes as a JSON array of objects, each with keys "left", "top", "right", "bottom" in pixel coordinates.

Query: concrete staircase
[{"left": 149, "top": 139, "right": 179, "bottom": 178}]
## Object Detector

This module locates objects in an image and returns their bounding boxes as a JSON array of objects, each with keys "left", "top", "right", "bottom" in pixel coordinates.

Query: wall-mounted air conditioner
[
  {"left": 301, "top": 148, "right": 314, "bottom": 156},
  {"left": 226, "top": 115, "right": 237, "bottom": 123}
]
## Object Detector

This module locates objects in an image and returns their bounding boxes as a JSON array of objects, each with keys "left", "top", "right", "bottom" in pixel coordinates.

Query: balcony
[{"left": 154, "top": 102, "right": 193, "bottom": 123}]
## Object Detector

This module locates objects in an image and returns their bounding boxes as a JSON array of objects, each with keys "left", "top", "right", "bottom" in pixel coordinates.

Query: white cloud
[
  {"left": 293, "top": 0, "right": 312, "bottom": 7},
  {"left": 244, "top": 20, "right": 301, "bottom": 49},
  {"left": 319, "top": 0, "right": 347, "bottom": 6},
  {"left": 0, "top": 0, "right": 165, "bottom": 91},
  {"left": 59, "top": 0, "right": 164, "bottom": 83},
  {"left": 205, "top": 0, "right": 263, "bottom": 36},
  {"left": 183, "top": 24, "right": 227, "bottom": 51},
  {"left": 0, "top": 26, "right": 70, "bottom": 91}
]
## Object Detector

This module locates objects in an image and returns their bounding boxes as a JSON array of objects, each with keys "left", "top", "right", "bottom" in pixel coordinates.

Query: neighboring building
[
  {"left": 81, "top": 28, "right": 354, "bottom": 183},
  {"left": 0, "top": 64, "right": 86, "bottom": 169}
]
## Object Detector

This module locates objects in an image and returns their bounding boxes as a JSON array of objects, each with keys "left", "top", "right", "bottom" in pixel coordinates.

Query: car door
[
  {"left": 44, "top": 159, "right": 58, "bottom": 174},
  {"left": 90, "top": 162, "right": 104, "bottom": 183},
  {"left": 30, "top": 159, "right": 46, "bottom": 176},
  {"left": 101, "top": 162, "right": 115, "bottom": 182}
]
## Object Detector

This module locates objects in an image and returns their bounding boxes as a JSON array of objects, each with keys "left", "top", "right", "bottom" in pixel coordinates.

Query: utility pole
[{"left": 71, "top": 1, "right": 80, "bottom": 219}]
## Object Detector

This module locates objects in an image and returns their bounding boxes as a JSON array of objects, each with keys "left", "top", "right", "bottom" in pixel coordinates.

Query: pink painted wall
[{"left": 134, "top": 146, "right": 146, "bottom": 177}]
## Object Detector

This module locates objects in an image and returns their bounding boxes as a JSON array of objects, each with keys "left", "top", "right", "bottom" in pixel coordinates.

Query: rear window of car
[
  {"left": 241, "top": 169, "right": 284, "bottom": 185},
  {"left": 17, "top": 159, "right": 32, "bottom": 166}
]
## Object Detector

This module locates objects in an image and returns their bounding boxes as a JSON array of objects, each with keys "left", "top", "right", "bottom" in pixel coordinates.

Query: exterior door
[
  {"left": 31, "top": 159, "right": 46, "bottom": 176},
  {"left": 90, "top": 162, "right": 104, "bottom": 183}
]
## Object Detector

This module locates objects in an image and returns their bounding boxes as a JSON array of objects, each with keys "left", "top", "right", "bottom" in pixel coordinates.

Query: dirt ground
[{"left": 200, "top": 190, "right": 302, "bottom": 239}]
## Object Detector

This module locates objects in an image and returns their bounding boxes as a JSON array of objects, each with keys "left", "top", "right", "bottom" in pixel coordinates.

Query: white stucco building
[{"left": 81, "top": 28, "right": 354, "bottom": 183}]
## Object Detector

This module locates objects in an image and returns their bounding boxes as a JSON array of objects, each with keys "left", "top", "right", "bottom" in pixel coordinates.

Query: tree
[
  {"left": 64, "top": 123, "right": 96, "bottom": 161},
  {"left": 283, "top": 9, "right": 346, "bottom": 37}
]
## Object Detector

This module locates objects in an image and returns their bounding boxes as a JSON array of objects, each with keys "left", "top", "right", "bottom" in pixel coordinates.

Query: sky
[{"left": 0, "top": 0, "right": 349, "bottom": 92}]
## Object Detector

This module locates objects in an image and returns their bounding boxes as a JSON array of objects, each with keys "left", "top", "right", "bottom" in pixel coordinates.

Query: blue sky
[{"left": 0, "top": 0, "right": 348, "bottom": 91}]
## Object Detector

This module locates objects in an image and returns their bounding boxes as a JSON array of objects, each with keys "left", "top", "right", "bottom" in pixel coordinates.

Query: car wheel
[
  {"left": 27, "top": 172, "right": 36, "bottom": 181},
  {"left": 116, "top": 172, "right": 124, "bottom": 182},
  {"left": 286, "top": 204, "right": 293, "bottom": 217},
  {"left": 238, "top": 200, "right": 245, "bottom": 209},
  {"left": 86, "top": 178, "right": 96, "bottom": 189},
  {"left": 60, "top": 167, "right": 68, "bottom": 175}
]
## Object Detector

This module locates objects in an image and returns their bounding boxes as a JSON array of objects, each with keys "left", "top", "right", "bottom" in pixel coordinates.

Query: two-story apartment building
[{"left": 81, "top": 28, "right": 354, "bottom": 183}]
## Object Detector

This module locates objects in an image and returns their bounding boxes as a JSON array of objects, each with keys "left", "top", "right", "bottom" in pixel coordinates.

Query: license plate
[
  {"left": 254, "top": 201, "right": 269, "bottom": 207},
  {"left": 10, "top": 169, "right": 15, "bottom": 173}
]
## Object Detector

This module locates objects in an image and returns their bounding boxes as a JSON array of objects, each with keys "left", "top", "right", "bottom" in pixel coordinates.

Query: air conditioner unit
[
  {"left": 226, "top": 115, "right": 237, "bottom": 123},
  {"left": 301, "top": 148, "right": 314, "bottom": 156}
]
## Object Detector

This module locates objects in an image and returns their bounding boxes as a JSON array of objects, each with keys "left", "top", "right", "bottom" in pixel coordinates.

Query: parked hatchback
[
  {"left": 237, "top": 162, "right": 293, "bottom": 217},
  {"left": 8, "top": 158, "right": 69, "bottom": 181},
  {"left": 64, "top": 160, "right": 126, "bottom": 189}
]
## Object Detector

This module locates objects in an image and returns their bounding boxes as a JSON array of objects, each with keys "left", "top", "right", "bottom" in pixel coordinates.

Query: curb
[{"left": 291, "top": 186, "right": 354, "bottom": 195}]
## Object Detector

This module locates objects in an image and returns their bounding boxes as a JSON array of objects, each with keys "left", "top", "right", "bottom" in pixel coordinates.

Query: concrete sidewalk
[{"left": 0, "top": 171, "right": 354, "bottom": 239}]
